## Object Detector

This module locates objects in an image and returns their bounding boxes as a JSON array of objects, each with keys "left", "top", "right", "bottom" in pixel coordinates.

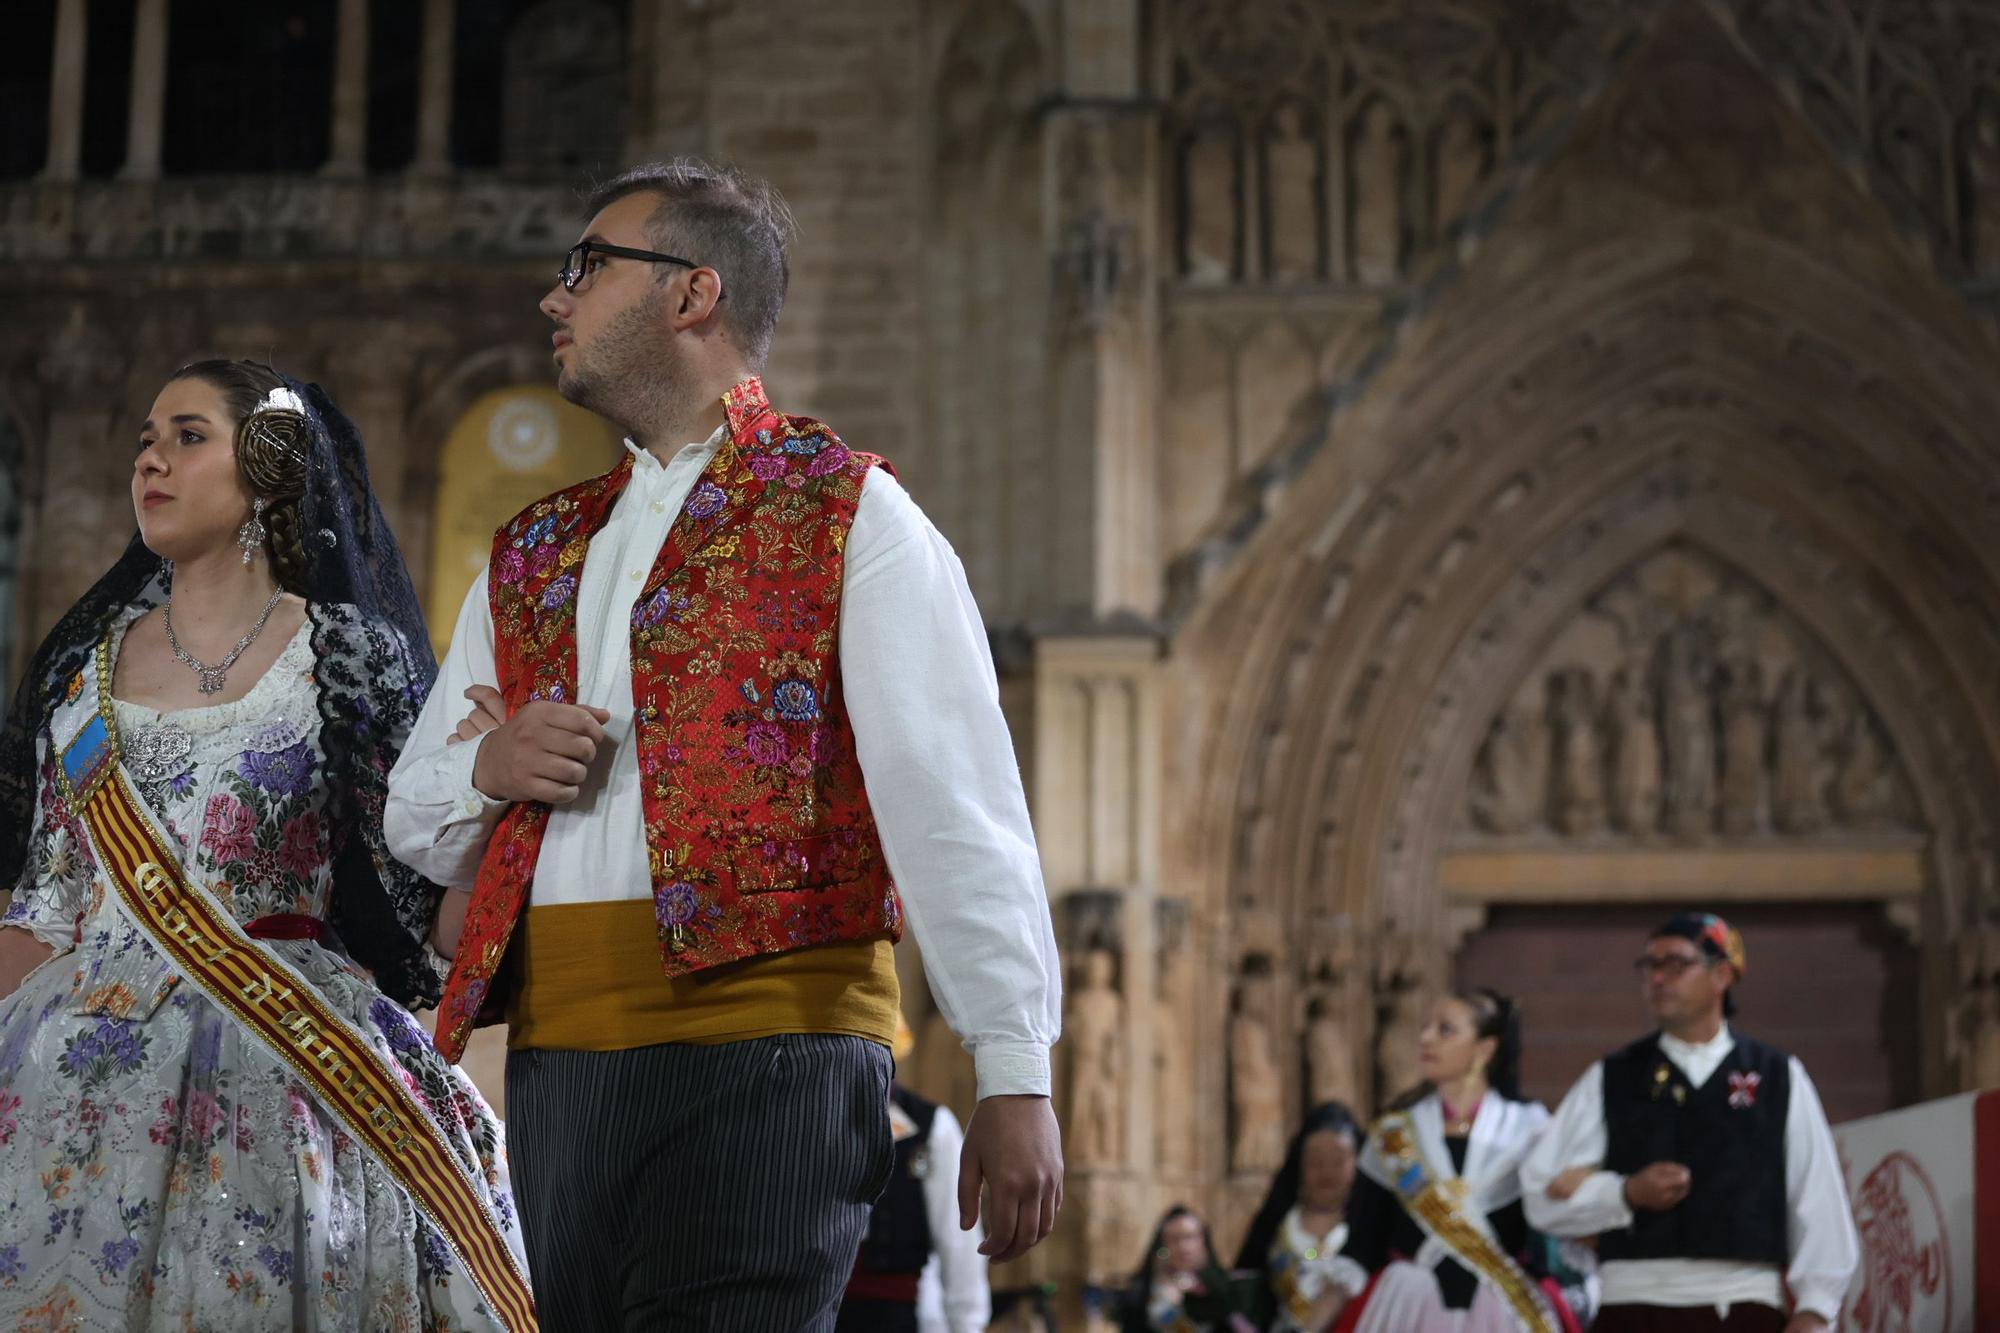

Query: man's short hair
[{"left": 585, "top": 158, "right": 796, "bottom": 367}]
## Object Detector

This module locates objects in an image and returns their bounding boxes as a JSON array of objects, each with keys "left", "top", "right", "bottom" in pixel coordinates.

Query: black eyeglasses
[
  {"left": 558, "top": 240, "right": 723, "bottom": 295},
  {"left": 1632, "top": 954, "right": 1712, "bottom": 978}
]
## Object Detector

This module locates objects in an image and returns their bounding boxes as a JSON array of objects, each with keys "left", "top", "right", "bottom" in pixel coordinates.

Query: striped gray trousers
[{"left": 506, "top": 1034, "right": 895, "bottom": 1331}]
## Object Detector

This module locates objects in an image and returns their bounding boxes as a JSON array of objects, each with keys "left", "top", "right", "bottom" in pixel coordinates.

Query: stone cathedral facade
[{"left": 5, "top": 0, "right": 2000, "bottom": 1306}]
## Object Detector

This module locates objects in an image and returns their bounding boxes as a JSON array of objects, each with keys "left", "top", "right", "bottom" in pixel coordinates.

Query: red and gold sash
[
  {"left": 1368, "top": 1111, "right": 1558, "bottom": 1333},
  {"left": 59, "top": 639, "right": 537, "bottom": 1331}
]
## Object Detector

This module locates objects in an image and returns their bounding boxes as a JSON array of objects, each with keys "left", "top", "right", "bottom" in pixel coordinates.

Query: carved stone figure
[
  {"left": 1606, "top": 661, "right": 1662, "bottom": 834},
  {"left": 1661, "top": 627, "right": 1717, "bottom": 838},
  {"left": 1718, "top": 657, "right": 1768, "bottom": 836},
  {"left": 1552, "top": 668, "right": 1605, "bottom": 835},
  {"left": 1154, "top": 941, "right": 1198, "bottom": 1173},
  {"left": 1350, "top": 101, "right": 1405, "bottom": 285},
  {"left": 1183, "top": 124, "right": 1239, "bottom": 282},
  {"left": 1265, "top": 102, "right": 1321, "bottom": 281},
  {"left": 1067, "top": 946, "right": 1125, "bottom": 1170},
  {"left": 1304, "top": 985, "right": 1359, "bottom": 1112},
  {"left": 1472, "top": 693, "right": 1549, "bottom": 835},
  {"left": 1835, "top": 717, "right": 1901, "bottom": 829},
  {"left": 1230, "top": 974, "right": 1286, "bottom": 1174},
  {"left": 1772, "top": 668, "right": 1828, "bottom": 835}
]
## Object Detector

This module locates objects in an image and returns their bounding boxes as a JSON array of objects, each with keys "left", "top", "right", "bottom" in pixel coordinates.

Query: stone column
[
  {"left": 119, "top": 0, "right": 170, "bottom": 180},
  {"left": 26, "top": 312, "right": 132, "bottom": 647},
  {"left": 413, "top": 0, "right": 456, "bottom": 175},
  {"left": 42, "top": 0, "right": 87, "bottom": 182},
  {"left": 1032, "top": 634, "right": 1163, "bottom": 1298},
  {"left": 1047, "top": 103, "right": 1164, "bottom": 619},
  {"left": 326, "top": 0, "right": 370, "bottom": 176}
]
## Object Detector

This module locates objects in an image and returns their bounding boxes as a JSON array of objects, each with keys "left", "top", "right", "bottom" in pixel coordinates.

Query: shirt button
[
  {"left": 461, "top": 797, "right": 482, "bottom": 817},
  {"left": 650, "top": 500, "right": 667, "bottom": 514},
  {"left": 628, "top": 569, "right": 644, "bottom": 582}
]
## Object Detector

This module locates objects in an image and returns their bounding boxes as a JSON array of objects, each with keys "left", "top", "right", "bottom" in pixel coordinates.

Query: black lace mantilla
[{"left": 0, "top": 377, "right": 446, "bottom": 1008}]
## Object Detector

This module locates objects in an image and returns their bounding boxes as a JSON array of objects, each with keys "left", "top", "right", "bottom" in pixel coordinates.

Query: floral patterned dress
[{"left": 0, "top": 610, "right": 523, "bottom": 1331}]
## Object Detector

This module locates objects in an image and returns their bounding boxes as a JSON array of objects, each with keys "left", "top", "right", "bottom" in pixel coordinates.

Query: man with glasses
[
  {"left": 1520, "top": 912, "right": 1857, "bottom": 1333},
  {"left": 386, "top": 158, "right": 1062, "bottom": 1330}
]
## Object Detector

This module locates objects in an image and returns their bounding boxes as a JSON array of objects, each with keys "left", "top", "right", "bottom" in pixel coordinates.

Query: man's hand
[
  {"left": 446, "top": 685, "right": 509, "bottom": 746},
  {"left": 957, "top": 1094, "right": 1062, "bottom": 1263},
  {"left": 1545, "top": 1165, "right": 1596, "bottom": 1201},
  {"left": 1623, "top": 1161, "right": 1692, "bottom": 1211},
  {"left": 1783, "top": 1315, "right": 1829, "bottom": 1333},
  {"left": 470, "top": 698, "right": 612, "bottom": 804}
]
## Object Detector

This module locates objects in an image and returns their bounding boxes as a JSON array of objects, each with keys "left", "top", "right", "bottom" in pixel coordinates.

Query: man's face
[
  {"left": 1636, "top": 935, "right": 1733, "bottom": 1027},
  {"left": 540, "top": 193, "right": 675, "bottom": 418}
]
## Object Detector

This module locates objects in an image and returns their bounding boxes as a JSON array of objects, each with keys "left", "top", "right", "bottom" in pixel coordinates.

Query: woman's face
[
  {"left": 1161, "top": 1213, "right": 1207, "bottom": 1276},
  {"left": 1298, "top": 1128, "right": 1357, "bottom": 1213},
  {"left": 1417, "top": 996, "right": 1494, "bottom": 1086},
  {"left": 133, "top": 377, "right": 256, "bottom": 563}
]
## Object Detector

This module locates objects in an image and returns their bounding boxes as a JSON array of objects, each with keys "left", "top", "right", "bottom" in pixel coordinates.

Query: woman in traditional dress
[
  {"left": 1234, "top": 1102, "right": 1366, "bottom": 1333},
  {"left": 1331, "top": 988, "right": 1586, "bottom": 1333},
  {"left": 1117, "top": 1205, "right": 1256, "bottom": 1333},
  {"left": 0, "top": 361, "right": 529, "bottom": 1330}
]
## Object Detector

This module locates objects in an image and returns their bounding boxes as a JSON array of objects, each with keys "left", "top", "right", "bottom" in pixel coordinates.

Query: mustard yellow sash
[
  {"left": 59, "top": 642, "right": 537, "bottom": 1331},
  {"left": 1370, "top": 1112, "right": 1558, "bottom": 1333}
]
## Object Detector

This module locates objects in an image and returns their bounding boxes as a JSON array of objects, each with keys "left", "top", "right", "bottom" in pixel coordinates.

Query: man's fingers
[
  {"left": 529, "top": 780, "right": 582, "bottom": 804},
  {"left": 1037, "top": 1181, "right": 1058, "bottom": 1247},
  {"left": 957, "top": 1149, "right": 982, "bottom": 1232},
  {"left": 464, "top": 684, "right": 506, "bottom": 714},
  {"left": 979, "top": 1191, "right": 1025, "bottom": 1261},
  {"left": 532, "top": 756, "right": 589, "bottom": 786},
  {"left": 543, "top": 706, "right": 609, "bottom": 743}
]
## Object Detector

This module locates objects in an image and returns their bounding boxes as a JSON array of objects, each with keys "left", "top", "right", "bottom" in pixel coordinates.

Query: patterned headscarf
[{"left": 1651, "top": 910, "right": 1747, "bottom": 1015}]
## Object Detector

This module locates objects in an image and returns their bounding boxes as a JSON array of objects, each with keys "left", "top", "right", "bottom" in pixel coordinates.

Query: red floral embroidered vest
[{"left": 435, "top": 377, "right": 903, "bottom": 1061}]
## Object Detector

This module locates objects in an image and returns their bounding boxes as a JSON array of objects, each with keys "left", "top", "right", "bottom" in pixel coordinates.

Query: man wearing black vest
[
  {"left": 1521, "top": 912, "right": 1857, "bottom": 1333},
  {"left": 838, "top": 1021, "right": 990, "bottom": 1333}
]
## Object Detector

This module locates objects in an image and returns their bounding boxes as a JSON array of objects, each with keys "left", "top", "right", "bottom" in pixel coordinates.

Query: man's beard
[{"left": 556, "top": 291, "right": 696, "bottom": 437}]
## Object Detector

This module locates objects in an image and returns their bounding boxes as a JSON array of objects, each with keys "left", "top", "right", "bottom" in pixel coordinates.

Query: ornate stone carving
[
  {"left": 1154, "top": 899, "right": 1198, "bottom": 1173},
  {"left": 1469, "top": 687, "right": 1548, "bottom": 836},
  {"left": 1159, "top": 0, "right": 1654, "bottom": 286},
  {"left": 1605, "top": 660, "right": 1662, "bottom": 834},
  {"left": 1460, "top": 547, "right": 1916, "bottom": 844},
  {"left": 1551, "top": 667, "right": 1605, "bottom": 836},
  {"left": 1372, "top": 933, "right": 1432, "bottom": 1112},
  {"left": 1229, "top": 965, "right": 1287, "bottom": 1174},
  {"left": 1067, "top": 944, "right": 1127, "bottom": 1171},
  {"left": 1717, "top": 656, "right": 1768, "bottom": 836},
  {"left": 501, "top": 1, "right": 627, "bottom": 171},
  {"left": 1771, "top": 668, "right": 1828, "bottom": 834}
]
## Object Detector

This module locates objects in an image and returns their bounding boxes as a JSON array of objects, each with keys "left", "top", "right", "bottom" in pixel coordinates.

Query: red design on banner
[
  {"left": 1844, "top": 1150, "right": 1950, "bottom": 1333},
  {"left": 1727, "top": 1070, "right": 1761, "bottom": 1109}
]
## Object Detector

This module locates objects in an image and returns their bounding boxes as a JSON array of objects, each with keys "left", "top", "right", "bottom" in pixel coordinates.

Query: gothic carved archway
[{"left": 1167, "top": 16, "right": 2000, "bottom": 1161}]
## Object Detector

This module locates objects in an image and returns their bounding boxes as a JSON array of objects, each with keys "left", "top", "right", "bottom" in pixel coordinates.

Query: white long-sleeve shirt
[
  {"left": 914, "top": 1102, "right": 990, "bottom": 1333},
  {"left": 1520, "top": 1025, "right": 1859, "bottom": 1322},
  {"left": 384, "top": 431, "right": 1062, "bottom": 1099}
]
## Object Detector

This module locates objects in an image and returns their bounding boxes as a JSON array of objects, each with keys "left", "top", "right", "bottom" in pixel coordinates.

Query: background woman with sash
[
  {"left": 1331, "top": 988, "right": 1589, "bottom": 1333},
  {"left": 1233, "top": 1101, "right": 1367, "bottom": 1332},
  {"left": 0, "top": 361, "right": 524, "bottom": 1328}
]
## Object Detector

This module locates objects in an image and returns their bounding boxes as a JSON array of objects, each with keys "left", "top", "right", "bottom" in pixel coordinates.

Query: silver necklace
[{"left": 164, "top": 586, "right": 287, "bottom": 696}]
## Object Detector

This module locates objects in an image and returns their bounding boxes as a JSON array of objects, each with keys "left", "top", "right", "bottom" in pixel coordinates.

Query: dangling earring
[{"left": 238, "top": 496, "right": 268, "bottom": 565}]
